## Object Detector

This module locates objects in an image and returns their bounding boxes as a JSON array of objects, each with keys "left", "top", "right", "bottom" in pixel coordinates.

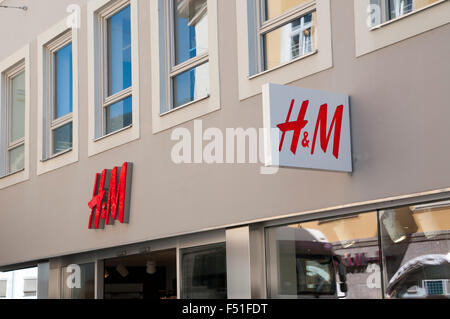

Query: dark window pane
[
  {"left": 172, "top": 62, "right": 209, "bottom": 109},
  {"left": 181, "top": 243, "right": 227, "bottom": 299},
  {"left": 61, "top": 263, "right": 95, "bottom": 299},
  {"left": 105, "top": 96, "right": 132, "bottom": 134},
  {"left": 52, "top": 122, "right": 73, "bottom": 154},
  {"left": 108, "top": 6, "right": 132, "bottom": 96},
  {"left": 54, "top": 43, "right": 73, "bottom": 119}
]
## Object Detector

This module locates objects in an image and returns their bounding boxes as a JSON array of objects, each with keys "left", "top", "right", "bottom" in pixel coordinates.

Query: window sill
[
  {"left": 93, "top": 124, "right": 133, "bottom": 143},
  {"left": 247, "top": 50, "right": 318, "bottom": 81},
  {"left": 0, "top": 168, "right": 25, "bottom": 180},
  {"left": 160, "top": 95, "right": 210, "bottom": 117},
  {"left": 40, "top": 148, "right": 72, "bottom": 163},
  {"left": 369, "top": 0, "right": 448, "bottom": 31}
]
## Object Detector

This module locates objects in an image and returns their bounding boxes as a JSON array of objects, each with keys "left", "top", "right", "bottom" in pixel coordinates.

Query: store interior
[{"left": 104, "top": 249, "right": 177, "bottom": 299}]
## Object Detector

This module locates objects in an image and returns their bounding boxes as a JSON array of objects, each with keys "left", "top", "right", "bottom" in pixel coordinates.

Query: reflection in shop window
[
  {"left": 61, "top": 263, "right": 95, "bottom": 299},
  {"left": 0, "top": 280, "right": 6, "bottom": 298},
  {"left": 265, "top": 212, "right": 382, "bottom": 299},
  {"left": 181, "top": 243, "right": 227, "bottom": 299},
  {"left": 23, "top": 278, "right": 37, "bottom": 297},
  {"left": 380, "top": 200, "right": 450, "bottom": 299},
  {"left": 0, "top": 267, "right": 37, "bottom": 299}
]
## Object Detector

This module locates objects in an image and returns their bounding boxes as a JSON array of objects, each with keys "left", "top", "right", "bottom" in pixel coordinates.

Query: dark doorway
[{"left": 104, "top": 249, "right": 177, "bottom": 299}]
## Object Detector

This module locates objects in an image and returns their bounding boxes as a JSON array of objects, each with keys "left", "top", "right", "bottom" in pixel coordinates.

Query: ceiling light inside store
[
  {"left": 116, "top": 264, "right": 129, "bottom": 277},
  {"left": 146, "top": 261, "right": 156, "bottom": 274}
]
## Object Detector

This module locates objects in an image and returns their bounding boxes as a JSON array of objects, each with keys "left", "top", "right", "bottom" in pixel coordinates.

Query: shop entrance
[{"left": 104, "top": 249, "right": 177, "bottom": 299}]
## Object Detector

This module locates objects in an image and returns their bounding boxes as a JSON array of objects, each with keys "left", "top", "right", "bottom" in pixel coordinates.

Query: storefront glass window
[
  {"left": 61, "top": 263, "right": 95, "bottom": 299},
  {"left": 265, "top": 212, "right": 382, "bottom": 299},
  {"left": 380, "top": 200, "right": 450, "bottom": 299},
  {"left": 370, "top": 0, "right": 443, "bottom": 25},
  {"left": 0, "top": 267, "right": 37, "bottom": 299},
  {"left": 181, "top": 243, "right": 227, "bottom": 299}
]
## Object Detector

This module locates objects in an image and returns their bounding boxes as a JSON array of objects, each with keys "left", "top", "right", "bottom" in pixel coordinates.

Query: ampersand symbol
[{"left": 302, "top": 132, "right": 310, "bottom": 148}]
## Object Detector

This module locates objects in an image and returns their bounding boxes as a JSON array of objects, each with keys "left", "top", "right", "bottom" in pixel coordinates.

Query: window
[
  {"left": 259, "top": 0, "right": 316, "bottom": 72},
  {"left": 104, "top": 5, "right": 132, "bottom": 134},
  {"left": 5, "top": 68, "right": 25, "bottom": 175},
  {"left": 181, "top": 243, "right": 227, "bottom": 299},
  {"left": 37, "top": 19, "right": 79, "bottom": 175},
  {"left": 387, "top": 0, "right": 413, "bottom": 19},
  {"left": 150, "top": 0, "right": 221, "bottom": 133},
  {"left": 265, "top": 212, "right": 382, "bottom": 299},
  {"left": 236, "top": 0, "right": 333, "bottom": 100},
  {"left": 370, "top": 0, "right": 444, "bottom": 25},
  {"left": 0, "top": 280, "right": 6, "bottom": 298},
  {"left": 380, "top": 200, "right": 450, "bottom": 299},
  {"left": 354, "top": 0, "right": 450, "bottom": 56},
  {"left": 169, "top": 0, "right": 209, "bottom": 110},
  {"left": 265, "top": 201, "right": 450, "bottom": 299},
  {"left": 87, "top": 0, "right": 140, "bottom": 156},
  {"left": 0, "top": 45, "right": 30, "bottom": 189},
  {"left": 61, "top": 263, "right": 95, "bottom": 299},
  {"left": 0, "top": 267, "right": 37, "bottom": 299},
  {"left": 23, "top": 278, "right": 37, "bottom": 297},
  {"left": 45, "top": 35, "right": 73, "bottom": 157}
]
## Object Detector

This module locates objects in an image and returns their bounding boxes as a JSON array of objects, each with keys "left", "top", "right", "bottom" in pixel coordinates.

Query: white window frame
[
  {"left": 0, "top": 45, "right": 30, "bottom": 190},
  {"left": 37, "top": 19, "right": 79, "bottom": 175},
  {"left": 88, "top": 0, "right": 140, "bottom": 156},
  {"left": 257, "top": 1, "right": 317, "bottom": 73},
  {"left": 150, "top": 0, "right": 221, "bottom": 133},
  {"left": 236, "top": 0, "right": 333, "bottom": 101},
  {"left": 354, "top": 0, "right": 450, "bottom": 57}
]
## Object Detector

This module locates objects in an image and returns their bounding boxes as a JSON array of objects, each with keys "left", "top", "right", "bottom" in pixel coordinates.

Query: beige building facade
[{"left": 0, "top": 0, "right": 449, "bottom": 299}]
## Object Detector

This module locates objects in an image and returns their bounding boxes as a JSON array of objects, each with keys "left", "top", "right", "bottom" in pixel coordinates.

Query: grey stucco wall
[{"left": 0, "top": 0, "right": 449, "bottom": 267}]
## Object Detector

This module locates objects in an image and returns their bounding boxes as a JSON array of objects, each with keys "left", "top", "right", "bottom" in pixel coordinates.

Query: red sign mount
[{"left": 88, "top": 162, "right": 133, "bottom": 229}]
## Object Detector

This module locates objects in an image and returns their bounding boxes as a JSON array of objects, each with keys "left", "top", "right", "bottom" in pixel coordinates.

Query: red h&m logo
[
  {"left": 88, "top": 162, "right": 133, "bottom": 229},
  {"left": 277, "top": 99, "right": 344, "bottom": 159}
]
